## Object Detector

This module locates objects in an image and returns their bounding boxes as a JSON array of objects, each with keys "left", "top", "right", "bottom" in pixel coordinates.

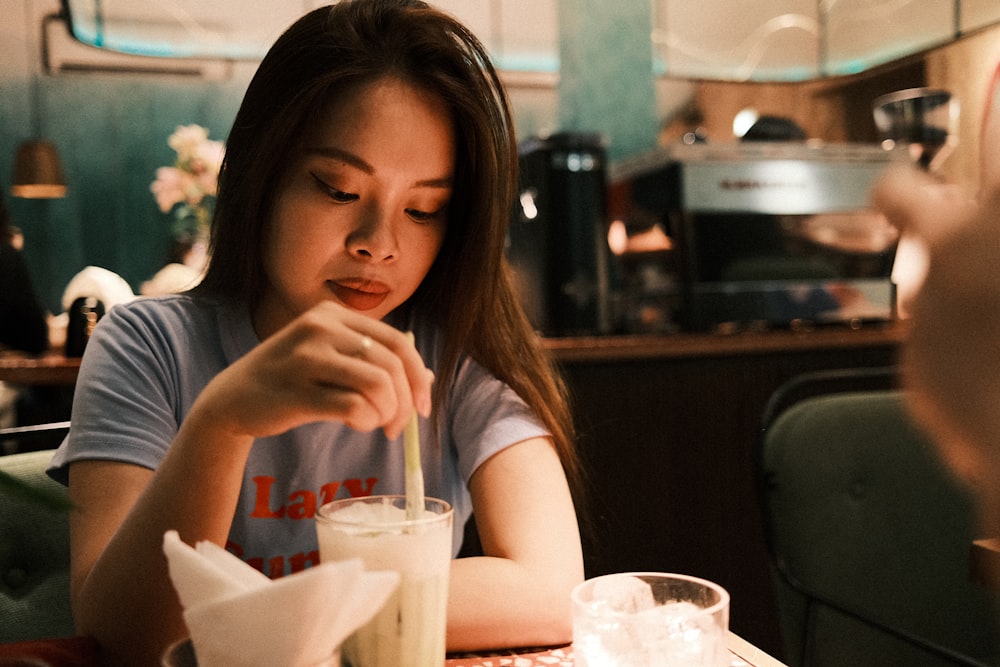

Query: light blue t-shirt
[{"left": 48, "top": 295, "right": 547, "bottom": 577}]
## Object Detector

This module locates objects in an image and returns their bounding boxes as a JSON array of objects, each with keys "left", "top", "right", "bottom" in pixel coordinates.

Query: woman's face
[{"left": 255, "top": 77, "right": 455, "bottom": 338}]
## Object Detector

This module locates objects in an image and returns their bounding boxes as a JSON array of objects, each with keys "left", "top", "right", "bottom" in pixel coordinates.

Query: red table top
[
  {"left": 444, "top": 631, "right": 788, "bottom": 666},
  {"left": 446, "top": 645, "right": 573, "bottom": 666},
  {"left": 0, "top": 632, "right": 786, "bottom": 666}
]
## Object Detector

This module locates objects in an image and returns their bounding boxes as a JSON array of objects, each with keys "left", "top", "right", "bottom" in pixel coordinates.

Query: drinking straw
[{"left": 404, "top": 332, "right": 424, "bottom": 521}]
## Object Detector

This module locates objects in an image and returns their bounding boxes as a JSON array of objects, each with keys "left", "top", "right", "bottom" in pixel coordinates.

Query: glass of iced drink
[
  {"left": 572, "top": 572, "right": 730, "bottom": 667},
  {"left": 315, "top": 495, "right": 453, "bottom": 667}
]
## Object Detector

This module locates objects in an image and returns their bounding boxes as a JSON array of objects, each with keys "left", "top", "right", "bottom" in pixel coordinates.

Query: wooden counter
[
  {"left": 548, "top": 320, "right": 905, "bottom": 660},
  {"left": 544, "top": 320, "right": 907, "bottom": 362},
  {"left": 0, "top": 322, "right": 907, "bottom": 386},
  {"left": 0, "top": 352, "right": 81, "bottom": 386}
]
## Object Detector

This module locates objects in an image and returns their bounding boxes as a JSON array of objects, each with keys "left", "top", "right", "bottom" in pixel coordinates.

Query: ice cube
[
  {"left": 591, "top": 575, "right": 656, "bottom": 613},
  {"left": 659, "top": 600, "right": 701, "bottom": 624},
  {"left": 641, "top": 600, "right": 726, "bottom": 666}
]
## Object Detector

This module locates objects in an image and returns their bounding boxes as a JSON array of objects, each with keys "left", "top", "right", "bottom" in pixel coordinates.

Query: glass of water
[{"left": 572, "top": 572, "right": 730, "bottom": 667}]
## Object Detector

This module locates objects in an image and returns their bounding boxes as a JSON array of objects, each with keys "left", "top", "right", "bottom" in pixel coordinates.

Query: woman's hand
[
  {"left": 197, "top": 301, "right": 433, "bottom": 442},
  {"left": 870, "top": 65, "right": 1000, "bottom": 534}
]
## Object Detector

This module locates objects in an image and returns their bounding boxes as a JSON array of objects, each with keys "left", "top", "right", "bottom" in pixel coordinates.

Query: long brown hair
[{"left": 196, "top": 0, "right": 584, "bottom": 511}]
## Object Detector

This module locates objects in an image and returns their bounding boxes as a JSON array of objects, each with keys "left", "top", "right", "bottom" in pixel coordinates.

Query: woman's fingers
[
  {"left": 871, "top": 166, "right": 973, "bottom": 246},
  {"left": 277, "top": 302, "right": 432, "bottom": 439},
  {"left": 370, "top": 326, "right": 434, "bottom": 418},
  {"left": 330, "top": 331, "right": 414, "bottom": 440}
]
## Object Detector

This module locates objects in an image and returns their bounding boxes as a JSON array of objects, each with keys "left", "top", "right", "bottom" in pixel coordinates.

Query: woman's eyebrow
[
  {"left": 305, "top": 146, "right": 453, "bottom": 189},
  {"left": 305, "top": 146, "right": 373, "bottom": 174},
  {"left": 415, "top": 176, "right": 453, "bottom": 189}
]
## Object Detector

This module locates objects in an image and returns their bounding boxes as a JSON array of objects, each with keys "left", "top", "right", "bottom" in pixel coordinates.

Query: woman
[{"left": 48, "top": 2, "right": 585, "bottom": 664}]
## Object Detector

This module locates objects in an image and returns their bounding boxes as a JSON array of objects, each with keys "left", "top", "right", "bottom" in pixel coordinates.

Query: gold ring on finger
[{"left": 357, "top": 335, "right": 374, "bottom": 356}]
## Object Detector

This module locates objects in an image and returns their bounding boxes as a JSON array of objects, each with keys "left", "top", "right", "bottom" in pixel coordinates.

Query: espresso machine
[{"left": 608, "top": 142, "right": 904, "bottom": 332}]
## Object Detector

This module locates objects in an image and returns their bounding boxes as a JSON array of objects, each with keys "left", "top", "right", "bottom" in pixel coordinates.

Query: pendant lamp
[
  {"left": 11, "top": 8, "right": 67, "bottom": 200},
  {"left": 11, "top": 139, "right": 67, "bottom": 199}
]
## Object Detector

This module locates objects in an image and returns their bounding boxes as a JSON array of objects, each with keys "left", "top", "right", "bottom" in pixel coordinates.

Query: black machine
[{"left": 507, "top": 132, "right": 612, "bottom": 337}]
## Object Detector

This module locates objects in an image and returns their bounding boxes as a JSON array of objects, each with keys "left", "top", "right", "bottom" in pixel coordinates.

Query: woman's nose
[{"left": 347, "top": 207, "right": 398, "bottom": 261}]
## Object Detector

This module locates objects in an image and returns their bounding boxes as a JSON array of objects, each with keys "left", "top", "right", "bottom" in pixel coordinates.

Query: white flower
[
  {"left": 150, "top": 167, "right": 191, "bottom": 212},
  {"left": 168, "top": 125, "right": 211, "bottom": 164},
  {"left": 151, "top": 124, "right": 224, "bottom": 233},
  {"left": 192, "top": 140, "right": 225, "bottom": 195}
]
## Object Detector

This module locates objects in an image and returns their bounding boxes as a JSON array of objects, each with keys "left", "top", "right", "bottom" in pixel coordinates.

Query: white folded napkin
[{"left": 163, "top": 530, "right": 399, "bottom": 667}]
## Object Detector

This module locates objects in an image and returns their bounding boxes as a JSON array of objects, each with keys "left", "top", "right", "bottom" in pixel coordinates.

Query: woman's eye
[
  {"left": 330, "top": 190, "right": 357, "bottom": 203},
  {"left": 405, "top": 205, "right": 447, "bottom": 223},
  {"left": 405, "top": 208, "right": 434, "bottom": 222},
  {"left": 311, "top": 173, "right": 358, "bottom": 203}
]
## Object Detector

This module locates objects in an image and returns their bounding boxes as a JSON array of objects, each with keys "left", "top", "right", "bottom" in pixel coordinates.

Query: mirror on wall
[
  {"left": 59, "top": 0, "right": 559, "bottom": 74},
  {"left": 61, "top": 0, "right": 1000, "bottom": 82},
  {"left": 60, "top": 0, "right": 328, "bottom": 60},
  {"left": 653, "top": 0, "right": 1000, "bottom": 81}
]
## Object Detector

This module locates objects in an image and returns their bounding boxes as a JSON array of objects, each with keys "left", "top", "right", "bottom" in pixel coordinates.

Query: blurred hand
[{"left": 870, "top": 64, "right": 1000, "bottom": 532}]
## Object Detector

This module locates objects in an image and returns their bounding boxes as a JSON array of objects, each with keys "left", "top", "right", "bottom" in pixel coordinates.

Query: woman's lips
[{"left": 329, "top": 279, "right": 390, "bottom": 311}]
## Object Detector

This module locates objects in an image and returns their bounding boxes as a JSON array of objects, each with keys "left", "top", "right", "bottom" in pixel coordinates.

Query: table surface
[
  {"left": 970, "top": 537, "right": 1000, "bottom": 592},
  {"left": 0, "top": 632, "right": 787, "bottom": 666},
  {"left": 444, "top": 632, "right": 787, "bottom": 666}
]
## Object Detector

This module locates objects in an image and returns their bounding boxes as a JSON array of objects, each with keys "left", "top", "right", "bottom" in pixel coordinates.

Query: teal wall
[
  {"left": 1, "top": 74, "right": 251, "bottom": 313},
  {"left": 558, "top": 0, "right": 658, "bottom": 161}
]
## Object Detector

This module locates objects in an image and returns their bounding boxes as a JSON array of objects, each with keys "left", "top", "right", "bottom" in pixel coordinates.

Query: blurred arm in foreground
[{"left": 871, "top": 65, "right": 1000, "bottom": 535}]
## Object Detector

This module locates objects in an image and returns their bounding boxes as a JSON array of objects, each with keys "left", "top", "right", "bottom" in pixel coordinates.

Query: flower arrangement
[{"left": 150, "top": 124, "right": 225, "bottom": 244}]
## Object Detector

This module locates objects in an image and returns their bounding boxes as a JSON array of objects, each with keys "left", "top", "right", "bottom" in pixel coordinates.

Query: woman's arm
[
  {"left": 869, "top": 65, "right": 1000, "bottom": 505},
  {"left": 68, "top": 412, "right": 254, "bottom": 666},
  {"left": 446, "top": 436, "right": 584, "bottom": 650}
]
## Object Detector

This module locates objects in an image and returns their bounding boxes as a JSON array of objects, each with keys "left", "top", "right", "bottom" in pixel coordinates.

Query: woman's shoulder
[
  {"left": 102, "top": 293, "right": 225, "bottom": 340},
  {"left": 84, "top": 294, "right": 241, "bottom": 380},
  {"left": 110, "top": 292, "right": 205, "bottom": 316}
]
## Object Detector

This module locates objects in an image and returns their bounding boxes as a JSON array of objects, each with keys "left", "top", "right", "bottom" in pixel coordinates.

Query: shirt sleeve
[
  {"left": 47, "top": 302, "right": 184, "bottom": 484},
  {"left": 448, "top": 355, "right": 550, "bottom": 484}
]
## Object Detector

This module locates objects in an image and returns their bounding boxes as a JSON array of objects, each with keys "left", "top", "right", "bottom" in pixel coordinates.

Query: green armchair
[
  {"left": 759, "top": 370, "right": 1000, "bottom": 666},
  {"left": 0, "top": 447, "right": 75, "bottom": 643}
]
